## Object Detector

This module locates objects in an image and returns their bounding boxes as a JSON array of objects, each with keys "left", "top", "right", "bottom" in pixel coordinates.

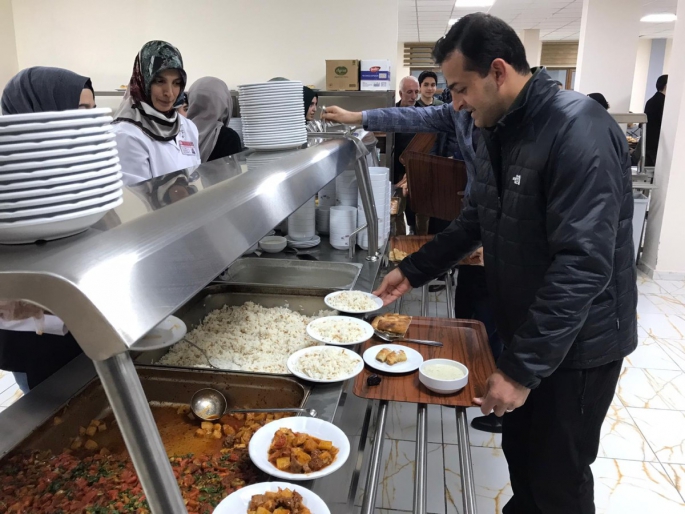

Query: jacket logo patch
[{"left": 512, "top": 175, "right": 521, "bottom": 186}]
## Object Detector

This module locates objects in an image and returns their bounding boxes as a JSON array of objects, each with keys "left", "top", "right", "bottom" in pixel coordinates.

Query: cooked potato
[
  {"left": 276, "top": 457, "right": 291, "bottom": 470},
  {"left": 84, "top": 439, "right": 98, "bottom": 451},
  {"left": 85, "top": 426, "right": 97, "bottom": 437},
  {"left": 318, "top": 440, "right": 333, "bottom": 451}
]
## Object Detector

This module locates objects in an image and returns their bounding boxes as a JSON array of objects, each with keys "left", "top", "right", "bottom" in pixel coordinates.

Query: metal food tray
[
  {"left": 5, "top": 366, "right": 309, "bottom": 456},
  {"left": 136, "top": 284, "right": 335, "bottom": 375},
  {"left": 217, "top": 258, "right": 363, "bottom": 291}
]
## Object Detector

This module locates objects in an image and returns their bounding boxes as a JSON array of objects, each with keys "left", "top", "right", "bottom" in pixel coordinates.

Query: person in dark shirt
[
  {"left": 304, "top": 86, "right": 319, "bottom": 122},
  {"left": 588, "top": 92, "right": 609, "bottom": 110},
  {"left": 187, "top": 76, "right": 242, "bottom": 163},
  {"left": 416, "top": 70, "right": 444, "bottom": 107},
  {"left": 644, "top": 74, "right": 668, "bottom": 166}
]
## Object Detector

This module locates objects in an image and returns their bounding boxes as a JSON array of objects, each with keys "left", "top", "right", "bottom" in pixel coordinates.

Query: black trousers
[{"left": 502, "top": 358, "right": 622, "bottom": 514}]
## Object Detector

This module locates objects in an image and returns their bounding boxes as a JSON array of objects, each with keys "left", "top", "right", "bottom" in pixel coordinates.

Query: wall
[
  {"left": 10, "top": 0, "right": 399, "bottom": 92},
  {"left": 521, "top": 29, "right": 542, "bottom": 67},
  {"left": 630, "top": 39, "right": 652, "bottom": 112},
  {"left": 664, "top": 38, "right": 673, "bottom": 74},
  {"left": 0, "top": 0, "right": 18, "bottom": 91},
  {"left": 645, "top": 38, "right": 667, "bottom": 100}
]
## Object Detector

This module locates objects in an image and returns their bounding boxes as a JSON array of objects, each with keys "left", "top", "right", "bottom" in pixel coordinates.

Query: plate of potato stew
[{"left": 248, "top": 417, "right": 350, "bottom": 480}]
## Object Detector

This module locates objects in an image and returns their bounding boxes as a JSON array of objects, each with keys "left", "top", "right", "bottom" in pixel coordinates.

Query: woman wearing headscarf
[
  {"left": 303, "top": 86, "right": 318, "bottom": 122},
  {"left": 113, "top": 40, "right": 200, "bottom": 186},
  {"left": 186, "top": 77, "right": 242, "bottom": 162},
  {"left": 0, "top": 66, "right": 96, "bottom": 392}
]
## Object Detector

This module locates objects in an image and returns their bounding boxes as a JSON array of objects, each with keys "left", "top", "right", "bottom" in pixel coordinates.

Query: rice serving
[
  {"left": 157, "top": 302, "right": 334, "bottom": 374},
  {"left": 295, "top": 348, "right": 362, "bottom": 380},
  {"left": 327, "top": 291, "right": 378, "bottom": 312},
  {"left": 309, "top": 318, "right": 368, "bottom": 344}
]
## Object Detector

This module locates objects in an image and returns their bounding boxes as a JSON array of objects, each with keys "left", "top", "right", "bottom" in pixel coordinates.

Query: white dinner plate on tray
[
  {"left": 0, "top": 140, "right": 117, "bottom": 163},
  {"left": 287, "top": 346, "right": 364, "bottom": 384},
  {"left": 0, "top": 197, "right": 122, "bottom": 244},
  {"left": 363, "top": 343, "right": 424, "bottom": 374},
  {"left": 214, "top": 481, "right": 330, "bottom": 514},
  {"left": 0, "top": 132, "right": 115, "bottom": 154},
  {"left": 0, "top": 180, "right": 122, "bottom": 209},
  {"left": 0, "top": 124, "right": 112, "bottom": 144},
  {"left": 306, "top": 316, "right": 374, "bottom": 346},
  {"left": 324, "top": 291, "right": 383, "bottom": 314},
  {"left": 248, "top": 416, "right": 350, "bottom": 481},
  {"left": 0, "top": 154, "right": 119, "bottom": 180},
  {"left": 0, "top": 148, "right": 118, "bottom": 173},
  {"left": 139, "top": 315, "right": 187, "bottom": 350},
  {"left": 0, "top": 107, "right": 111, "bottom": 126},
  {"left": 0, "top": 116, "right": 112, "bottom": 135},
  {"left": 0, "top": 162, "right": 120, "bottom": 191},
  {"left": 0, "top": 189, "right": 122, "bottom": 219}
]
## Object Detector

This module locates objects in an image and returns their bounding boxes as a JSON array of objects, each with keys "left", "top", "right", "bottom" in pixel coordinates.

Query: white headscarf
[{"left": 186, "top": 77, "right": 232, "bottom": 162}]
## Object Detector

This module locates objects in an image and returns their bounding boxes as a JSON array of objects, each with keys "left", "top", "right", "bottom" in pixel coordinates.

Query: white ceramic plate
[
  {"left": 248, "top": 416, "right": 350, "bottom": 481},
  {"left": 306, "top": 316, "right": 374, "bottom": 346},
  {"left": 244, "top": 136, "right": 306, "bottom": 144},
  {"left": 239, "top": 81, "right": 302, "bottom": 88},
  {"left": 0, "top": 189, "right": 122, "bottom": 219},
  {"left": 0, "top": 132, "right": 115, "bottom": 154},
  {"left": 0, "top": 161, "right": 120, "bottom": 191},
  {"left": 287, "top": 346, "right": 363, "bottom": 384},
  {"left": 0, "top": 179, "right": 122, "bottom": 209},
  {"left": 242, "top": 122, "right": 306, "bottom": 130},
  {"left": 246, "top": 142, "right": 307, "bottom": 151},
  {"left": 0, "top": 170, "right": 121, "bottom": 200},
  {"left": 0, "top": 140, "right": 117, "bottom": 163},
  {"left": 0, "top": 124, "right": 112, "bottom": 144},
  {"left": 0, "top": 197, "right": 122, "bottom": 244},
  {"left": 139, "top": 315, "right": 187, "bottom": 349},
  {"left": 241, "top": 111, "right": 304, "bottom": 120},
  {"left": 287, "top": 236, "right": 321, "bottom": 249},
  {"left": 0, "top": 148, "right": 118, "bottom": 173},
  {"left": 324, "top": 291, "right": 383, "bottom": 314},
  {"left": 0, "top": 116, "right": 112, "bottom": 135},
  {"left": 362, "top": 343, "right": 424, "bottom": 374},
  {"left": 0, "top": 107, "right": 111, "bottom": 126},
  {"left": 214, "top": 481, "right": 330, "bottom": 514},
  {"left": 0, "top": 154, "right": 119, "bottom": 180}
]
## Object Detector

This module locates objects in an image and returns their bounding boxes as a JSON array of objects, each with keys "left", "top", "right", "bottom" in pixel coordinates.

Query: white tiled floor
[{"left": 334, "top": 271, "right": 685, "bottom": 513}]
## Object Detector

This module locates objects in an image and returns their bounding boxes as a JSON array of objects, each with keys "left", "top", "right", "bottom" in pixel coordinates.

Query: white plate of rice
[
  {"left": 288, "top": 346, "right": 364, "bottom": 383},
  {"left": 306, "top": 316, "right": 374, "bottom": 346},
  {"left": 324, "top": 290, "right": 383, "bottom": 314}
]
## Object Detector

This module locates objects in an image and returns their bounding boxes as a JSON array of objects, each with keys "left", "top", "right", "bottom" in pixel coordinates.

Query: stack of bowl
[
  {"left": 0, "top": 108, "right": 122, "bottom": 244},
  {"left": 329, "top": 205, "right": 357, "bottom": 250},
  {"left": 288, "top": 196, "right": 316, "bottom": 241},
  {"left": 357, "top": 166, "right": 391, "bottom": 250},
  {"left": 335, "top": 169, "right": 357, "bottom": 207}
]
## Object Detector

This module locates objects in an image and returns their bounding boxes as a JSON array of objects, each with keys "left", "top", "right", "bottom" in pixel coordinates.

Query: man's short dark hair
[
  {"left": 656, "top": 74, "right": 668, "bottom": 92},
  {"left": 418, "top": 70, "right": 438, "bottom": 86},
  {"left": 432, "top": 13, "right": 530, "bottom": 77}
]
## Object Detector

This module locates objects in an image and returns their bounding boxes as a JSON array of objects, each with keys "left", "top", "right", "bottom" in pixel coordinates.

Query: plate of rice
[
  {"left": 306, "top": 316, "right": 374, "bottom": 346},
  {"left": 324, "top": 290, "right": 383, "bottom": 314},
  {"left": 288, "top": 346, "right": 364, "bottom": 383}
]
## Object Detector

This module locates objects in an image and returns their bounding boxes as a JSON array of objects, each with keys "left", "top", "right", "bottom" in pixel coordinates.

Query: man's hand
[
  {"left": 373, "top": 268, "right": 413, "bottom": 306},
  {"left": 474, "top": 370, "right": 531, "bottom": 417},
  {"left": 321, "top": 106, "right": 363, "bottom": 125},
  {"left": 395, "top": 176, "right": 408, "bottom": 196}
]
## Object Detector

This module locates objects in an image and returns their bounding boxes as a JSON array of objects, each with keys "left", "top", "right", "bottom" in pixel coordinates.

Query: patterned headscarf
[{"left": 114, "top": 41, "right": 187, "bottom": 141}]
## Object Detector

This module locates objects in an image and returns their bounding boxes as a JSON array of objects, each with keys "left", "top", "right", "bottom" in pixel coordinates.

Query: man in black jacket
[
  {"left": 373, "top": 14, "right": 637, "bottom": 513},
  {"left": 644, "top": 74, "right": 668, "bottom": 166}
]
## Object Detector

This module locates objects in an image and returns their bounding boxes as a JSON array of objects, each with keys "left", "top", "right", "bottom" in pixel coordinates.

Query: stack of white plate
[
  {"left": 358, "top": 167, "right": 391, "bottom": 250},
  {"left": 335, "top": 169, "right": 357, "bottom": 207},
  {"left": 315, "top": 207, "right": 330, "bottom": 234},
  {"left": 287, "top": 234, "right": 321, "bottom": 249},
  {"left": 0, "top": 108, "right": 122, "bottom": 244},
  {"left": 238, "top": 81, "right": 307, "bottom": 151},
  {"left": 318, "top": 180, "right": 336, "bottom": 208},
  {"left": 288, "top": 196, "right": 315, "bottom": 241},
  {"left": 330, "top": 205, "right": 357, "bottom": 250}
]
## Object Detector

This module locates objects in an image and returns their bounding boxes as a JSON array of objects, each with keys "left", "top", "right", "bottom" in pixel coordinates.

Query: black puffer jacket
[{"left": 400, "top": 69, "right": 637, "bottom": 389}]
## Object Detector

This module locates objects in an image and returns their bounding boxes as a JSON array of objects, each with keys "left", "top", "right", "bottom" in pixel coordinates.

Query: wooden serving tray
[
  {"left": 390, "top": 235, "right": 434, "bottom": 255},
  {"left": 353, "top": 317, "right": 496, "bottom": 407}
]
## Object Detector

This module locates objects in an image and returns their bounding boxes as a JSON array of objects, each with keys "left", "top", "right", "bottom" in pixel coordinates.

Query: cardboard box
[
  {"left": 360, "top": 59, "right": 392, "bottom": 91},
  {"left": 326, "top": 60, "right": 360, "bottom": 91}
]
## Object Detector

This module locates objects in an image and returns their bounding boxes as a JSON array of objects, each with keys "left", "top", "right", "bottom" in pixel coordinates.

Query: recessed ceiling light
[
  {"left": 641, "top": 13, "right": 677, "bottom": 23},
  {"left": 455, "top": 0, "right": 496, "bottom": 7},
  {"left": 448, "top": 18, "right": 460, "bottom": 26}
]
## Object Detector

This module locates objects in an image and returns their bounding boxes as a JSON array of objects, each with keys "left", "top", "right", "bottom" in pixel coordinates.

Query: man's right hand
[
  {"left": 321, "top": 106, "right": 363, "bottom": 125},
  {"left": 373, "top": 268, "right": 413, "bottom": 306}
]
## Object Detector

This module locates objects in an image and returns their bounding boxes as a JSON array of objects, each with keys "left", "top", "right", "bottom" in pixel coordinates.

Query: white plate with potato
[
  {"left": 213, "top": 481, "right": 330, "bottom": 514},
  {"left": 248, "top": 416, "right": 350, "bottom": 481},
  {"left": 362, "top": 343, "right": 424, "bottom": 374}
]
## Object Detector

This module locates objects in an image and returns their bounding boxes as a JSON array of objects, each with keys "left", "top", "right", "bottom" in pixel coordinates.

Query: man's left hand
[{"left": 474, "top": 370, "right": 531, "bottom": 417}]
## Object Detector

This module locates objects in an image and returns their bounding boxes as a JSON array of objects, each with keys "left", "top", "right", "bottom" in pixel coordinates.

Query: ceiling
[{"left": 399, "top": 0, "right": 678, "bottom": 42}]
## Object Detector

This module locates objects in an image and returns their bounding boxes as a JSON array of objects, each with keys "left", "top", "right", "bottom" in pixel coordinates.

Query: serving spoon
[
  {"left": 190, "top": 388, "right": 317, "bottom": 422},
  {"left": 374, "top": 329, "right": 443, "bottom": 347}
]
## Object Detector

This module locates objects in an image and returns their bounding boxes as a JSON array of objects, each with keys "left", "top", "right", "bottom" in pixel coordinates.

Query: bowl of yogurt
[{"left": 419, "top": 359, "right": 469, "bottom": 394}]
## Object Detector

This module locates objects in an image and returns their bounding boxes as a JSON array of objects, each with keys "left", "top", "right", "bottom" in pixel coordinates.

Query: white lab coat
[{"left": 113, "top": 115, "right": 201, "bottom": 186}]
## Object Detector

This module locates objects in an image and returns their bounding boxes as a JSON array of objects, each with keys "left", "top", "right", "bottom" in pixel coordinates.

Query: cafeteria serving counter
[{"left": 0, "top": 137, "right": 383, "bottom": 513}]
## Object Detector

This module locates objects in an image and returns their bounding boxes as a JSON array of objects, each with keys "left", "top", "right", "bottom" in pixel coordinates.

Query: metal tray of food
[
  {"left": 217, "top": 258, "right": 362, "bottom": 291},
  {"left": 136, "top": 284, "right": 334, "bottom": 374},
  {"left": 9, "top": 365, "right": 309, "bottom": 456}
]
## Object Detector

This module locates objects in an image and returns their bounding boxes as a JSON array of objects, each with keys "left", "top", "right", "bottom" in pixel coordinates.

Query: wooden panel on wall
[
  {"left": 404, "top": 42, "right": 439, "bottom": 68},
  {"left": 541, "top": 42, "right": 579, "bottom": 68}
]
